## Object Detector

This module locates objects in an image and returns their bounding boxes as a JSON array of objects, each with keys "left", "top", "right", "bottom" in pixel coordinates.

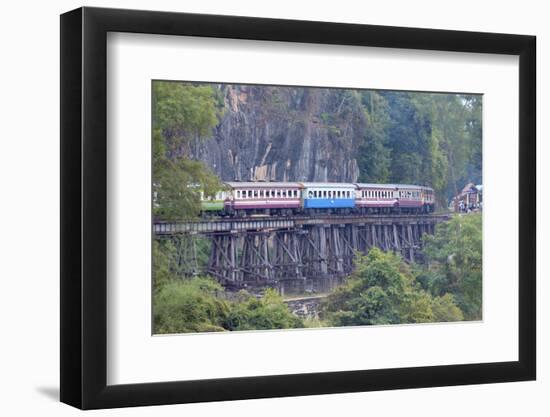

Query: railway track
[{"left": 153, "top": 212, "right": 451, "bottom": 235}]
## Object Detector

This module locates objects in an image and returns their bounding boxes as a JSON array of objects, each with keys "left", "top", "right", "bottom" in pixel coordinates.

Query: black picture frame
[{"left": 60, "top": 6, "right": 536, "bottom": 410}]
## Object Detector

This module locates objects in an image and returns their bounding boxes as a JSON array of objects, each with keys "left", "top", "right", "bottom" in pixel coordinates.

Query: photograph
[{"left": 151, "top": 81, "right": 483, "bottom": 334}]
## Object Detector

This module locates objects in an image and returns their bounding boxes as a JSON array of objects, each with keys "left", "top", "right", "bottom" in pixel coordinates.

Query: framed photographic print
[{"left": 60, "top": 6, "right": 536, "bottom": 409}]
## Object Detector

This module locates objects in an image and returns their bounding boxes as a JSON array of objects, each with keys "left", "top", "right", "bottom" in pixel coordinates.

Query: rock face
[
  {"left": 284, "top": 296, "right": 325, "bottom": 319},
  {"left": 191, "top": 84, "right": 364, "bottom": 182}
]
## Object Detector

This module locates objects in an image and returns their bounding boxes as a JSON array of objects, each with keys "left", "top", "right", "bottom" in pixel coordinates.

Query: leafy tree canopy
[
  {"left": 419, "top": 213, "right": 482, "bottom": 320},
  {"left": 321, "top": 248, "right": 463, "bottom": 326},
  {"left": 152, "top": 81, "right": 224, "bottom": 220}
]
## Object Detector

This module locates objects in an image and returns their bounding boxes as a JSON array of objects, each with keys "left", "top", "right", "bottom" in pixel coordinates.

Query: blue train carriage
[{"left": 300, "top": 182, "right": 356, "bottom": 213}]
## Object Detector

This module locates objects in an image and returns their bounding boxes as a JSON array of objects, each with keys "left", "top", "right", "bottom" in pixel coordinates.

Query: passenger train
[{"left": 200, "top": 182, "right": 435, "bottom": 216}]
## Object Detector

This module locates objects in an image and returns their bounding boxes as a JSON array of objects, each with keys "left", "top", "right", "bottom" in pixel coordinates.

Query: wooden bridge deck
[{"left": 153, "top": 213, "right": 450, "bottom": 235}]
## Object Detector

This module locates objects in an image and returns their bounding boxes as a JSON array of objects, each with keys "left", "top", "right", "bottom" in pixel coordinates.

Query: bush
[
  {"left": 224, "top": 289, "right": 304, "bottom": 331},
  {"left": 153, "top": 279, "right": 304, "bottom": 334},
  {"left": 153, "top": 277, "right": 229, "bottom": 334}
]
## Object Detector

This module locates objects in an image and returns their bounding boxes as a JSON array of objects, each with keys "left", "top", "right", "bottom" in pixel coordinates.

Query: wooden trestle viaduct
[{"left": 153, "top": 214, "right": 449, "bottom": 293}]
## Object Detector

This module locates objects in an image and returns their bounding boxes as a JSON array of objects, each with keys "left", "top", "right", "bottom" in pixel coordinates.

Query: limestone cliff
[{"left": 190, "top": 84, "right": 364, "bottom": 182}]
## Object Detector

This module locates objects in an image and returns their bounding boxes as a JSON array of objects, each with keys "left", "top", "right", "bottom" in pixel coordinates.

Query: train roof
[
  {"left": 355, "top": 183, "right": 399, "bottom": 189},
  {"left": 356, "top": 183, "right": 433, "bottom": 190},
  {"left": 397, "top": 184, "right": 431, "bottom": 190},
  {"left": 224, "top": 181, "right": 302, "bottom": 188},
  {"left": 223, "top": 181, "right": 433, "bottom": 191},
  {"left": 299, "top": 182, "right": 357, "bottom": 188}
]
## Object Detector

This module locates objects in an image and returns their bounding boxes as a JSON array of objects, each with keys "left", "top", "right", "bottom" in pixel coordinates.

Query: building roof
[{"left": 460, "top": 182, "right": 476, "bottom": 194}]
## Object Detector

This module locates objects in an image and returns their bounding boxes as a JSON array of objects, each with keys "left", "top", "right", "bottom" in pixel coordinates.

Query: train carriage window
[
  {"left": 282, "top": 190, "right": 287, "bottom": 198},
  {"left": 336, "top": 191, "right": 341, "bottom": 198},
  {"left": 270, "top": 190, "right": 274, "bottom": 197},
  {"left": 236, "top": 190, "right": 241, "bottom": 199},
  {"left": 253, "top": 190, "right": 258, "bottom": 198}
]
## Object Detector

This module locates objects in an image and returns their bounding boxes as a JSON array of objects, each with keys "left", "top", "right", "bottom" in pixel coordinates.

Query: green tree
[
  {"left": 353, "top": 91, "right": 482, "bottom": 206},
  {"left": 152, "top": 81, "right": 224, "bottom": 220},
  {"left": 357, "top": 91, "right": 391, "bottom": 182},
  {"left": 321, "top": 248, "right": 463, "bottom": 326},
  {"left": 152, "top": 239, "right": 175, "bottom": 292},
  {"left": 420, "top": 213, "right": 482, "bottom": 320}
]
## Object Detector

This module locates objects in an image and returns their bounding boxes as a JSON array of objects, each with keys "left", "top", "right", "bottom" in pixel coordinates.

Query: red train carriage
[
  {"left": 396, "top": 184, "right": 424, "bottom": 211},
  {"left": 354, "top": 183, "right": 398, "bottom": 213},
  {"left": 421, "top": 186, "right": 435, "bottom": 212},
  {"left": 224, "top": 182, "right": 302, "bottom": 215}
]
